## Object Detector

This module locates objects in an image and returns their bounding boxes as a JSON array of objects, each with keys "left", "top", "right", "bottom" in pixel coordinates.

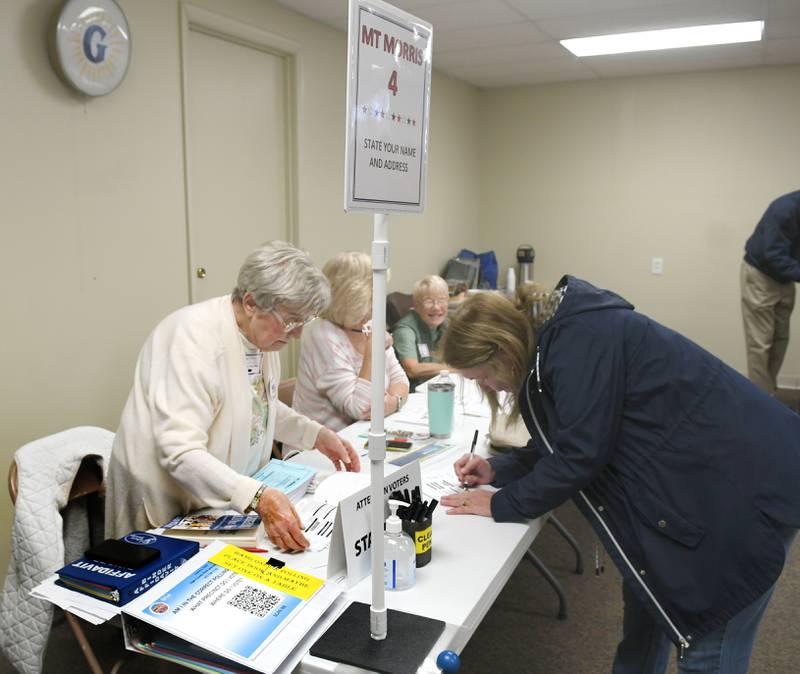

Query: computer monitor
[{"left": 442, "top": 257, "right": 480, "bottom": 291}]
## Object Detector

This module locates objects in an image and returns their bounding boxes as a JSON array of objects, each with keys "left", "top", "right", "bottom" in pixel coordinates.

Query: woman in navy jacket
[{"left": 440, "top": 277, "right": 800, "bottom": 674}]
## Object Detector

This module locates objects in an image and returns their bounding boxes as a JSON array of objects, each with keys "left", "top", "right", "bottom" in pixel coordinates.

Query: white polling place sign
[
  {"left": 344, "top": 0, "right": 433, "bottom": 213},
  {"left": 326, "top": 460, "right": 421, "bottom": 586}
]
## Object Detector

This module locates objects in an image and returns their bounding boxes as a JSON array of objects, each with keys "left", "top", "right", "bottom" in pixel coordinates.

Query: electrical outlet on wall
[{"left": 651, "top": 257, "right": 664, "bottom": 275}]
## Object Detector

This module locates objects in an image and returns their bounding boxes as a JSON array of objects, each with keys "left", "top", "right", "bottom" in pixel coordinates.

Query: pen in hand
[{"left": 461, "top": 429, "right": 479, "bottom": 490}]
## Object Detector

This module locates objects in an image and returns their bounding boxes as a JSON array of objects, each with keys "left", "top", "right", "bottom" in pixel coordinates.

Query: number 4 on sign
[{"left": 388, "top": 70, "right": 398, "bottom": 96}]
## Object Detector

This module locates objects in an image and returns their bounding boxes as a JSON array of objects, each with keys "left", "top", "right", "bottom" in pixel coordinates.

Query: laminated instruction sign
[
  {"left": 324, "top": 460, "right": 421, "bottom": 586},
  {"left": 344, "top": 0, "right": 433, "bottom": 212}
]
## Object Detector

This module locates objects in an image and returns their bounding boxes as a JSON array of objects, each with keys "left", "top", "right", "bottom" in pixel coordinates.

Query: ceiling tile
[
  {"left": 274, "top": 0, "right": 347, "bottom": 21},
  {"left": 403, "top": 0, "right": 527, "bottom": 31},
  {"left": 434, "top": 41, "right": 571, "bottom": 68},
  {"left": 446, "top": 56, "right": 591, "bottom": 78},
  {"left": 273, "top": 0, "right": 800, "bottom": 87},
  {"left": 392, "top": 0, "right": 475, "bottom": 7},
  {"left": 767, "top": 0, "right": 800, "bottom": 18},
  {"left": 764, "top": 16, "right": 800, "bottom": 38},
  {"left": 764, "top": 36, "right": 800, "bottom": 63},
  {"left": 506, "top": 0, "right": 686, "bottom": 21},
  {"left": 435, "top": 22, "right": 551, "bottom": 52}
]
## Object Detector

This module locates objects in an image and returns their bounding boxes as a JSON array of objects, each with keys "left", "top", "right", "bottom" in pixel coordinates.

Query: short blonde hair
[
  {"left": 442, "top": 292, "right": 535, "bottom": 421},
  {"left": 412, "top": 275, "right": 448, "bottom": 303},
  {"left": 321, "top": 252, "right": 372, "bottom": 329}
]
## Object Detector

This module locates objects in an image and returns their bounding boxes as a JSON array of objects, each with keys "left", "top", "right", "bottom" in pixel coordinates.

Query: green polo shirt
[{"left": 392, "top": 310, "right": 447, "bottom": 378}]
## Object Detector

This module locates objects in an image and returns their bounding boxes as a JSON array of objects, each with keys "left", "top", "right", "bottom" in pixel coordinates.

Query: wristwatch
[{"left": 246, "top": 484, "right": 266, "bottom": 513}]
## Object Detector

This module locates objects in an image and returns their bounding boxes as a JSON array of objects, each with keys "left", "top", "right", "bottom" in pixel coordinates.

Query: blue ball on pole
[{"left": 436, "top": 650, "right": 461, "bottom": 672}]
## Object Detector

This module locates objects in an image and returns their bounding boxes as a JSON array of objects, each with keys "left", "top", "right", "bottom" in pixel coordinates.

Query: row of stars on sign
[{"left": 361, "top": 106, "right": 417, "bottom": 125}]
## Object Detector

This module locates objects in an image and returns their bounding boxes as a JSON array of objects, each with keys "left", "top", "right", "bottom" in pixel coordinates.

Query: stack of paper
[
  {"left": 251, "top": 459, "right": 317, "bottom": 502},
  {"left": 31, "top": 576, "right": 120, "bottom": 625},
  {"left": 162, "top": 511, "right": 263, "bottom": 548}
]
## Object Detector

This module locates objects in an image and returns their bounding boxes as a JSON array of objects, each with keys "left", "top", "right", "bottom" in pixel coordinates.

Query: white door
[{"left": 183, "top": 19, "right": 297, "bottom": 374}]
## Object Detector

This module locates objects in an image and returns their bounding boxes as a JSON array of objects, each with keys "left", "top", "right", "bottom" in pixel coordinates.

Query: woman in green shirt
[{"left": 392, "top": 275, "right": 451, "bottom": 390}]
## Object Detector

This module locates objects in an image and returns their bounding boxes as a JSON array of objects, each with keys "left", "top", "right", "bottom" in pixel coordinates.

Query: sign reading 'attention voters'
[{"left": 344, "top": 0, "right": 433, "bottom": 213}]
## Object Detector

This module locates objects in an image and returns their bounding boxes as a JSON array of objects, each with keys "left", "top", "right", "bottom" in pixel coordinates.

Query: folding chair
[
  {"left": 8, "top": 454, "right": 123, "bottom": 673},
  {"left": 386, "top": 291, "right": 413, "bottom": 329}
]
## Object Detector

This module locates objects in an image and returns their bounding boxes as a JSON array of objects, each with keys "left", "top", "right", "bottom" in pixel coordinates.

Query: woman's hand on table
[
  {"left": 257, "top": 488, "right": 309, "bottom": 551},
  {"left": 441, "top": 489, "right": 494, "bottom": 517},
  {"left": 315, "top": 426, "right": 361, "bottom": 472},
  {"left": 441, "top": 454, "right": 496, "bottom": 516}
]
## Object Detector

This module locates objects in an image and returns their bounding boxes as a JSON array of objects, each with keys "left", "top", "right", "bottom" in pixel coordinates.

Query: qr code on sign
[{"left": 227, "top": 585, "right": 280, "bottom": 619}]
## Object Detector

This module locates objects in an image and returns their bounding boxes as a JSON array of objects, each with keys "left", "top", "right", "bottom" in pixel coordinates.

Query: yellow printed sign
[
  {"left": 415, "top": 526, "right": 432, "bottom": 554},
  {"left": 209, "top": 545, "right": 323, "bottom": 601}
]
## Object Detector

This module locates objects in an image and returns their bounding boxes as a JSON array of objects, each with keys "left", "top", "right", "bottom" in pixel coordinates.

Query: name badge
[
  {"left": 269, "top": 376, "right": 278, "bottom": 400},
  {"left": 245, "top": 352, "right": 262, "bottom": 376},
  {"left": 418, "top": 343, "right": 430, "bottom": 359}
]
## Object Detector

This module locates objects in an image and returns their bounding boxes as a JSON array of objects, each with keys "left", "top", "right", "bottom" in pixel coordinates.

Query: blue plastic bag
[{"left": 457, "top": 249, "right": 498, "bottom": 289}]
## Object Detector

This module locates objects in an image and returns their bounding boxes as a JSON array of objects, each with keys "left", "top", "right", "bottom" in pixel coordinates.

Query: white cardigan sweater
[{"left": 105, "top": 295, "right": 321, "bottom": 538}]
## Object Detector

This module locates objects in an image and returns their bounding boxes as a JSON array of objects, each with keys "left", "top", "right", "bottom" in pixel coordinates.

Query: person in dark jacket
[
  {"left": 440, "top": 277, "right": 800, "bottom": 674},
  {"left": 741, "top": 189, "right": 800, "bottom": 393}
]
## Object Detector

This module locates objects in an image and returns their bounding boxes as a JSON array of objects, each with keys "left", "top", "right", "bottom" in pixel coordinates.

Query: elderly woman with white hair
[
  {"left": 105, "top": 241, "right": 360, "bottom": 552},
  {"left": 292, "top": 251, "right": 410, "bottom": 431},
  {"left": 391, "top": 274, "right": 451, "bottom": 390}
]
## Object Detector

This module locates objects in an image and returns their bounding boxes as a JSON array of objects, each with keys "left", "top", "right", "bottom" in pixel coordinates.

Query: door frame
[
  {"left": 179, "top": 2, "right": 302, "bottom": 304},
  {"left": 179, "top": 3, "right": 303, "bottom": 374}
]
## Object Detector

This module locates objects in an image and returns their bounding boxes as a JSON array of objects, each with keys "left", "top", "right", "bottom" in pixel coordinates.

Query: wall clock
[{"left": 53, "top": 0, "right": 131, "bottom": 96}]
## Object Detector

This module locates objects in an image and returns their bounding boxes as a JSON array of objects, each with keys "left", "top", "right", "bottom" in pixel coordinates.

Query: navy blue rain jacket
[
  {"left": 744, "top": 190, "right": 800, "bottom": 283},
  {"left": 489, "top": 276, "right": 800, "bottom": 648}
]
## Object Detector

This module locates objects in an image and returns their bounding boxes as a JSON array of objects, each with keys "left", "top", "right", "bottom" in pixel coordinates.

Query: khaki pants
[{"left": 740, "top": 260, "right": 795, "bottom": 393}]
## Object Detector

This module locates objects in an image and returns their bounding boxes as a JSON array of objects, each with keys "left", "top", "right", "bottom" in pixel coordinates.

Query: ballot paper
[
  {"left": 419, "top": 444, "right": 498, "bottom": 501},
  {"left": 295, "top": 497, "right": 339, "bottom": 552}
]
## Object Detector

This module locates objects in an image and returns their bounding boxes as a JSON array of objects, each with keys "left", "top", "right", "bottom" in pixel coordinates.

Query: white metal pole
[{"left": 369, "top": 212, "right": 389, "bottom": 640}]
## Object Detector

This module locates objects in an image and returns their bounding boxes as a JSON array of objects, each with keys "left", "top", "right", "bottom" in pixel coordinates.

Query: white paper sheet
[{"left": 30, "top": 576, "right": 120, "bottom": 624}]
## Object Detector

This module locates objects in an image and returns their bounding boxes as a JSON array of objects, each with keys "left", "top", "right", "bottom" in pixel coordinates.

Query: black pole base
[{"left": 310, "top": 601, "right": 446, "bottom": 674}]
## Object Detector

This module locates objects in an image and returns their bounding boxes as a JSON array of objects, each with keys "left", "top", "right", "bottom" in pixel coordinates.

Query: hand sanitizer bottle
[{"left": 384, "top": 500, "right": 415, "bottom": 591}]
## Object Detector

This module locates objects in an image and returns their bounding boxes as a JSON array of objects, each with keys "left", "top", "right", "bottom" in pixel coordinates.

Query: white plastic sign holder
[{"left": 343, "top": 0, "right": 432, "bottom": 644}]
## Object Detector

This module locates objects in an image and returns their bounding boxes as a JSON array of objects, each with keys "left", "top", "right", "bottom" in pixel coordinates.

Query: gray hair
[
  {"left": 412, "top": 275, "right": 449, "bottom": 303},
  {"left": 232, "top": 241, "right": 330, "bottom": 317}
]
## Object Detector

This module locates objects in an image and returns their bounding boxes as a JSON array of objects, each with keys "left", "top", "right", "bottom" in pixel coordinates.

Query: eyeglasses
[
  {"left": 272, "top": 309, "right": 317, "bottom": 333},
  {"left": 421, "top": 298, "right": 449, "bottom": 309}
]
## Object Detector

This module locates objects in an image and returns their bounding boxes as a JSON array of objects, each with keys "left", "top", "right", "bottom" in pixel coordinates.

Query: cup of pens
[
  {"left": 391, "top": 488, "right": 437, "bottom": 568},
  {"left": 402, "top": 516, "right": 432, "bottom": 568}
]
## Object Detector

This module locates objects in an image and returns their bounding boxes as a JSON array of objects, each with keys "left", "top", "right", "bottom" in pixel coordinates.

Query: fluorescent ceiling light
[{"left": 560, "top": 20, "right": 764, "bottom": 57}]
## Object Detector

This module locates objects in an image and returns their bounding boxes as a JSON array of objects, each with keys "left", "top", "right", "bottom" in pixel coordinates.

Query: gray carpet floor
[{"left": 1, "top": 497, "right": 796, "bottom": 674}]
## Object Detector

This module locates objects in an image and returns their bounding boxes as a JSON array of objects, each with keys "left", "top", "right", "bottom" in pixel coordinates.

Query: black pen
[
  {"left": 462, "top": 429, "right": 479, "bottom": 489},
  {"left": 425, "top": 498, "right": 439, "bottom": 519}
]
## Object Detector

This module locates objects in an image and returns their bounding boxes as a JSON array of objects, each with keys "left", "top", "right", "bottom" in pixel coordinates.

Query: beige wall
[
  {"left": 0, "top": 0, "right": 480, "bottom": 574},
  {"left": 478, "top": 64, "right": 800, "bottom": 376}
]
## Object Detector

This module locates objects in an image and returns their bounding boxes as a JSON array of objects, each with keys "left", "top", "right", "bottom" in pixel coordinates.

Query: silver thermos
[{"left": 516, "top": 245, "right": 535, "bottom": 285}]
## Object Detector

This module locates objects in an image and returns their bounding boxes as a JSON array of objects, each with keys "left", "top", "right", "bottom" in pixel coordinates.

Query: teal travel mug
[{"left": 427, "top": 370, "right": 455, "bottom": 438}]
